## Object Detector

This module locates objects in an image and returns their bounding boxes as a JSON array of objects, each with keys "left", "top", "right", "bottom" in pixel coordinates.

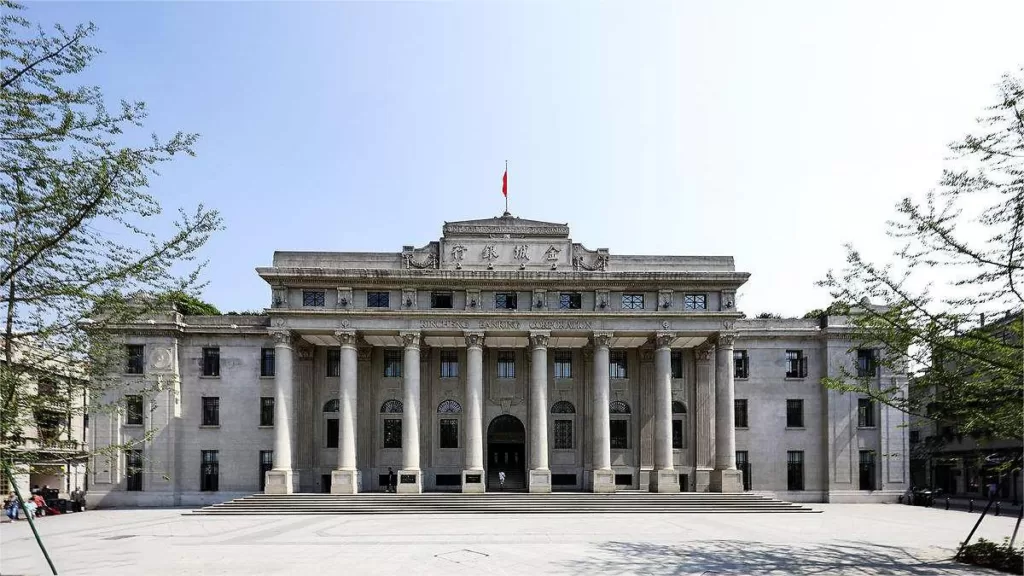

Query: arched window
[
  {"left": 323, "top": 399, "right": 339, "bottom": 413},
  {"left": 380, "top": 399, "right": 404, "bottom": 413},
  {"left": 609, "top": 400, "right": 631, "bottom": 414},
  {"left": 323, "top": 399, "right": 339, "bottom": 449},
  {"left": 673, "top": 401, "right": 687, "bottom": 449},
  {"left": 609, "top": 401, "right": 631, "bottom": 449},
  {"left": 437, "top": 400, "right": 462, "bottom": 414},
  {"left": 672, "top": 401, "right": 687, "bottom": 414},
  {"left": 380, "top": 400, "right": 403, "bottom": 448},
  {"left": 551, "top": 400, "right": 576, "bottom": 414}
]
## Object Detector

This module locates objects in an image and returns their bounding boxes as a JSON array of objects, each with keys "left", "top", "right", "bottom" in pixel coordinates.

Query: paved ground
[{"left": 1, "top": 504, "right": 1021, "bottom": 575}]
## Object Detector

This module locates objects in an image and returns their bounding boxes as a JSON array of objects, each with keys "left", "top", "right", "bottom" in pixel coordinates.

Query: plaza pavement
[{"left": 1, "top": 503, "right": 1020, "bottom": 575}]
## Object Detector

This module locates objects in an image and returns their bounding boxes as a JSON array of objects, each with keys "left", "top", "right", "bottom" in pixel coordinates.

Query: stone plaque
[
  {"left": 465, "top": 474, "right": 482, "bottom": 484},
  {"left": 400, "top": 474, "right": 417, "bottom": 484}
]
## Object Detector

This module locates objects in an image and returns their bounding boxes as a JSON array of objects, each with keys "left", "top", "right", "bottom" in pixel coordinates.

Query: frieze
[
  {"left": 479, "top": 319, "right": 521, "bottom": 330},
  {"left": 444, "top": 224, "right": 570, "bottom": 236},
  {"left": 420, "top": 319, "right": 470, "bottom": 330},
  {"left": 418, "top": 317, "right": 596, "bottom": 331}
]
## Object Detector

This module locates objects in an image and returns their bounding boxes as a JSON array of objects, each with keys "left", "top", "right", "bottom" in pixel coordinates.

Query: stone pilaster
[
  {"left": 528, "top": 332, "right": 551, "bottom": 493},
  {"left": 694, "top": 341, "right": 715, "bottom": 493},
  {"left": 265, "top": 330, "right": 297, "bottom": 494}
]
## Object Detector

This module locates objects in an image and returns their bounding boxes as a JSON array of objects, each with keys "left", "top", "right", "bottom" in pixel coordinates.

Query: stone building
[{"left": 88, "top": 214, "right": 909, "bottom": 507}]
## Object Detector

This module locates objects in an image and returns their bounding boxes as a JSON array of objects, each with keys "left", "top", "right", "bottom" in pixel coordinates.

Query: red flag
[{"left": 502, "top": 168, "right": 507, "bottom": 198}]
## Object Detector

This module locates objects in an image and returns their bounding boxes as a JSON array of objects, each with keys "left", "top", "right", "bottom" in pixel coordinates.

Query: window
[
  {"left": 202, "top": 347, "right": 220, "bottom": 377},
  {"left": 610, "top": 420, "right": 629, "bottom": 449},
  {"left": 554, "top": 420, "right": 573, "bottom": 449},
  {"left": 672, "top": 401, "right": 687, "bottom": 449},
  {"left": 367, "top": 291, "right": 390, "bottom": 308},
  {"left": 200, "top": 450, "right": 219, "bottom": 492},
  {"left": 126, "top": 344, "right": 145, "bottom": 374},
  {"left": 621, "top": 293, "right": 644, "bottom": 310},
  {"left": 859, "top": 450, "right": 876, "bottom": 490},
  {"left": 383, "top": 349, "right": 402, "bottom": 378},
  {"left": 857, "top": 398, "right": 875, "bottom": 428},
  {"left": 259, "top": 450, "right": 273, "bottom": 492},
  {"left": 736, "top": 451, "right": 751, "bottom": 491},
  {"left": 786, "top": 350, "right": 807, "bottom": 378},
  {"left": 497, "top": 350, "right": 515, "bottom": 379},
  {"left": 126, "top": 449, "right": 143, "bottom": 492},
  {"left": 683, "top": 294, "right": 707, "bottom": 310},
  {"left": 787, "top": 451, "right": 804, "bottom": 491},
  {"left": 324, "top": 399, "right": 340, "bottom": 413},
  {"left": 260, "top": 397, "right": 275, "bottom": 427},
  {"left": 786, "top": 399, "right": 804, "bottom": 428},
  {"left": 857, "top": 349, "right": 878, "bottom": 377},
  {"left": 439, "top": 419, "right": 458, "bottom": 448},
  {"left": 671, "top": 351, "right": 683, "bottom": 379},
  {"left": 380, "top": 399, "right": 403, "bottom": 413},
  {"left": 438, "top": 399, "right": 462, "bottom": 414},
  {"left": 383, "top": 419, "right": 402, "bottom": 448},
  {"left": 326, "top": 349, "right": 340, "bottom": 377},
  {"left": 440, "top": 350, "right": 458, "bottom": 378},
  {"left": 323, "top": 398, "right": 340, "bottom": 447},
  {"left": 734, "top": 350, "right": 749, "bottom": 379},
  {"left": 609, "top": 350, "right": 628, "bottom": 379},
  {"left": 326, "top": 418, "right": 339, "bottom": 448},
  {"left": 125, "top": 395, "right": 144, "bottom": 426},
  {"left": 551, "top": 400, "right": 576, "bottom": 414},
  {"left": 495, "top": 292, "right": 517, "bottom": 310},
  {"left": 260, "top": 348, "right": 275, "bottom": 377},
  {"left": 910, "top": 430, "right": 921, "bottom": 443},
  {"left": 202, "top": 397, "right": 220, "bottom": 426},
  {"left": 553, "top": 350, "right": 573, "bottom": 379},
  {"left": 610, "top": 401, "right": 631, "bottom": 414},
  {"left": 559, "top": 292, "right": 582, "bottom": 310},
  {"left": 431, "top": 291, "right": 453, "bottom": 309},
  {"left": 734, "top": 399, "right": 749, "bottom": 428},
  {"left": 302, "top": 290, "right": 325, "bottom": 307}
]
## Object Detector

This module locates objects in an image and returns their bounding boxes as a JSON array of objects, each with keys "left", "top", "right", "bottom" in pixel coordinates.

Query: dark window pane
[
  {"left": 259, "top": 450, "right": 273, "bottom": 491},
  {"left": 551, "top": 401, "right": 575, "bottom": 414},
  {"left": 126, "top": 449, "right": 144, "bottom": 491},
  {"left": 672, "top": 419, "right": 683, "bottom": 449},
  {"left": 200, "top": 450, "right": 219, "bottom": 492},
  {"left": 367, "top": 291, "right": 390, "bottom": 308},
  {"left": 326, "top": 418, "right": 339, "bottom": 448},
  {"left": 126, "top": 395, "right": 144, "bottom": 426},
  {"left": 734, "top": 399, "right": 748, "bottom": 428},
  {"left": 437, "top": 400, "right": 462, "bottom": 413},
  {"left": 609, "top": 400, "right": 631, "bottom": 414},
  {"left": 857, "top": 349, "right": 878, "bottom": 377},
  {"left": 671, "top": 351, "right": 683, "bottom": 379},
  {"left": 326, "top": 349, "right": 341, "bottom": 377},
  {"left": 260, "top": 348, "right": 275, "bottom": 377},
  {"left": 431, "top": 292, "right": 453, "bottom": 309},
  {"left": 786, "top": 399, "right": 803, "bottom": 428},
  {"left": 859, "top": 450, "right": 876, "bottom": 490},
  {"left": 440, "top": 418, "right": 458, "bottom": 448},
  {"left": 440, "top": 349, "right": 459, "bottom": 378},
  {"left": 554, "top": 420, "right": 573, "bottom": 449},
  {"left": 609, "top": 350, "right": 628, "bottom": 379},
  {"left": 559, "top": 292, "right": 581, "bottom": 309},
  {"left": 202, "top": 348, "right": 220, "bottom": 377},
  {"left": 383, "top": 419, "right": 402, "bottom": 448},
  {"left": 497, "top": 350, "right": 515, "bottom": 379},
  {"left": 302, "top": 290, "right": 325, "bottom": 307},
  {"left": 786, "top": 350, "right": 807, "bottom": 378},
  {"left": 621, "top": 294, "right": 644, "bottom": 310},
  {"left": 260, "top": 397, "right": 275, "bottom": 427},
  {"left": 126, "top": 345, "right": 145, "bottom": 374},
  {"left": 610, "top": 420, "right": 628, "bottom": 449},
  {"left": 202, "top": 397, "right": 219, "bottom": 426},
  {"left": 384, "top": 349, "right": 403, "bottom": 378},
  {"left": 380, "top": 399, "right": 403, "bottom": 413},
  {"left": 553, "top": 351, "right": 573, "bottom": 379},
  {"left": 683, "top": 294, "right": 707, "bottom": 310},
  {"left": 787, "top": 451, "right": 804, "bottom": 491},
  {"left": 734, "top": 350, "right": 749, "bottom": 379},
  {"left": 495, "top": 292, "right": 517, "bottom": 309},
  {"left": 858, "top": 398, "right": 875, "bottom": 427}
]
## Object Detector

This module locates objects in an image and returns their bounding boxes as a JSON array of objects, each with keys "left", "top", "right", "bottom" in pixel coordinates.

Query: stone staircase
[{"left": 190, "top": 492, "right": 820, "bottom": 515}]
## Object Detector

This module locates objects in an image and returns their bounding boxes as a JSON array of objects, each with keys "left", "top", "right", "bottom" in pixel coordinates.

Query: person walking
[
  {"left": 387, "top": 467, "right": 396, "bottom": 493},
  {"left": 498, "top": 470, "right": 506, "bottom": 492}
]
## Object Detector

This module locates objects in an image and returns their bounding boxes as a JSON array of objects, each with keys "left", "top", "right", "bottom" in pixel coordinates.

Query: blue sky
[{"left": 26, "top": 1, "right": 1024, "bottom": 316}]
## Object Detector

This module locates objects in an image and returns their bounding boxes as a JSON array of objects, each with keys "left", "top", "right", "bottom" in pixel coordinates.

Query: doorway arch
[{"left": 487, "top": 414, "right": 526, "bottom": 491}]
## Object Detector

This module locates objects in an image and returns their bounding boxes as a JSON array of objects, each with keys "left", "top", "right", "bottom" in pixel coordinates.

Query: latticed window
[
  {"left": 786, "top": 399, "right": 804, "bottom": 428},
  {"left": 609, "top": 350, "right": 628, "bottom": 379},
  {"left": 259, "top": 450, "right": 273, "bottom": 492},
  {"left": 383, "top": 419, "right": 402, "bottom": 448},
  {"left": 326, "top": 349, "right": 340, "bottom": 377},
  {"left": 671, "top": 351, "right": 683, "bottom": 379},
  {"left": 610, "top": 400, "right": 631, "bottom": 414},
  {"left": 202, "top": 347, "right": 220, "bottom": 377},
  {"left": 126, "top": 344, "right": 144, "bottom": 374},
  {"left": 786, "top": 350, "right": 807, "bottom": 378},
  {"left": 126, "top": 449, "right": 143, "bottom": 492},
  {"left": 440, "top": 350, "right": 459, "bottom": 378},
  {"left": 672, "top": 401, "right": 686, "bottom": 449},
  {"left": 367, "top": 291, "right": 390, "bottom": 308},
  {"left": 551, "top": 400, "right": 576, "bottom": 414},
  {"left": 857, "top": 398, "right": 875, "bottom": 428},
  {"left": 734, "top": 350, "right": 749, "bottom": 378},
  {"left": 302, "top": 290, "right": 325, "bottom": 307},
  {"left": 497, "top": 350, "right": 515, "bottom": 379},
  {"left": 200, "top": 450, "right": 219, "bottom": 492},
  {"left": 859, "top": 450, "right": 876, "bottom": 490},
  {"left": 787, "top": 451, "right": 804, "bottom": 491},
  {"left": 857, "top": 349, "right": 878, "bottom": 377},
  {"left": 559, "top": 292, "right": 581, "bottom": 309},
  {"left": 495, "top": 292, "right": 517, "bottom": 310},
  {"left": 439, "top": 419, "right": 458, "bottom": 448},
  {"left": 260, "top": 348, "right": 275, "bottom": 377},
  {"left": 380, "top": 399, "right": 403, "bottom": 413},
  {"left": 383, "top": 349, "right": 402, "bottom": 378},
  {"left": 621, "top": 293, "right": 644, "bottom": 310},
  {"left": 125, "top": 395, "right": 143, "bottom": 426},
  {"left": 553, "top": 351, "right": 573, "bottom": 379},
  {"left": 554, "top": 420, "right": 573, "bottom": 449},
  {"left": 201, "top": 397, "right": 219, "bottom": 426},
  {"left": 324, "top": 399, "right": 340, "bottom": 413},
  {"left": 683, "top": 294, "right": 707, "bottom": 310},
  {"left": 260, "top": 397, "right": 274, "bottom": 427},
  {"left": 431, "top": 291, "right": 453, "bottom": 309},
  {"left": 437, "top": 400, "right": 462, "bottom": 414}
]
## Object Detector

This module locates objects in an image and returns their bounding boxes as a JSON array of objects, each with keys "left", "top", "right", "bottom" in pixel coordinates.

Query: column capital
[
  {"left": 357, "top": 347, "right": 372, "bottom": 362},
  {"left": 716, "top": 332, "right": 737, "bottom": 349},
  {"left": 695, "top": 341, "right": 714, "bottom": 362},
  {"left": 269, "top": 330, "right": 292, "bottom": 347},
  {"left": 334, "top": 330, "right": 358, "bottom": 349},
  {"left": 464, "top": 331, "right": 485, "bottom": 348},
  {"left": 399, "top": 331, "right": 420, "bottom": 349},
  {"left": 654, "top": 332, "right": 676, "bottom": 350},
  {"left": 529, "top": 331, "right": 550, "bottom": 348},
  {"left": 592, "top": 331, "right": 614, "bottom": 348}
]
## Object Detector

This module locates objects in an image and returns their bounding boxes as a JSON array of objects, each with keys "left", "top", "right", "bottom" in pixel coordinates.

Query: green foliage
[
  {"left": 802, "top": 302, "right": 851, "bottom": 319},
  {"left": 160, "top": 291, "right": 220, "bottom": 316},
  {"left": 754, "top": 312, "right": 782, "bottom": 319},
  {"left": 958, "top": 538, "right": 1023, "bottom": 574}
]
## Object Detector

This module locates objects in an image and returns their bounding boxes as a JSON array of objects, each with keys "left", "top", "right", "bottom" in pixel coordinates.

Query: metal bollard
[
  {"left": 946, "top": 497, "right": 950, "bottom": 510},
  {"left": 969, "top": 499, "right": 974, "bottom": 513},
  {"left": 995, "top": 501, "right": 1001, "bottom": 517}
]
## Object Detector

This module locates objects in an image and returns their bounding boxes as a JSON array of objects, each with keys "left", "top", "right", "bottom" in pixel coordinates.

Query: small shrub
[{"left": 958, "top": 538, "right": 1024, "bottom": 574}]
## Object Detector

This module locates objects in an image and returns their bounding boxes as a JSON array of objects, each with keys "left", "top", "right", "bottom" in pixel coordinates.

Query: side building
[{"left": 88, "top": 213, "right": 909, "bottom": 507}]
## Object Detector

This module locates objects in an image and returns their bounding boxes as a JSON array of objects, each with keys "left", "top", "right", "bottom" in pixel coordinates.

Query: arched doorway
[{"left": 487, "top": 414, "right": 526, "bottom": 491}]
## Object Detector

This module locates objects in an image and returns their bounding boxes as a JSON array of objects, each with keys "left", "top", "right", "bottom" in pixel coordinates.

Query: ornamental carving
[
  {"left": 357, "top": 347, "right": 372, "bottom": 362},
  {"left": 401, "top": 243, "right": 439, "bottom": 270},
  {"left": 717, "top": 333, "right": 736, "bottom": 348},
  {"left": 529, "top": 332, "right": 550, "bottom": 348},
  {"left": 450, "top": 244, "right": 467, "bottom": 264},
  {"left": 592, "top": 332, "right": 613, "bottom": 348},
  {"left": 654, "top": 332, "right": 676, "bottom": 349},
  {"left": 695, "top": 343, "right": 714, "bottom": 362},
  {"left": 150, "top": 347, "right": 174, "bottom": 373},
  {"left": 513, "top": 245, "right": 529, "bottom": 261},
  {"left": 335, "top": 330, "right": 358, "bottom": 347},
  {"left": 400, "top": 332, "right": 420, "bottom": 348},
  {"left": 572, "top": 244, "right": 610, "bottom": 272},
  {"left": 481, "top": 245, "right": 500, "bottom": 262},
  {"left": 545, "top": 246, "right": 560, "bottom": 262},
  {"left": 270, "top": 330, "right": 292, "bottom": 346},
  {"left": 639, "top": 348, "right": 655, "bottom": 363},
  {"left": 297, "top": 345, "right": 314, "bottom": 360},
  {"left": 464, "top": 332, "right": 485, "bottom": 348},
  {"left": 722, "top": 320, "right": 736, "bottom": 332}
]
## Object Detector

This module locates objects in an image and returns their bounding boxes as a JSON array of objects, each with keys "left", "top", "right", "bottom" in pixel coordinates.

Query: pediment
[{"left": 442, "top": 212, "right": 570, "bottom": 239}]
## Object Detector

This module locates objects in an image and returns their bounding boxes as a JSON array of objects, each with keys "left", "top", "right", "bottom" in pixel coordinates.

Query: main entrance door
[{"left": 487, "top": 414, "right": 526, "bottom": 491}]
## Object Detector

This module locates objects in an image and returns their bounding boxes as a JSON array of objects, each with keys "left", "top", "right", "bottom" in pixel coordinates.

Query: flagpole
[{"left": 504, "top": 160, "right": 508, "bottom": 214}]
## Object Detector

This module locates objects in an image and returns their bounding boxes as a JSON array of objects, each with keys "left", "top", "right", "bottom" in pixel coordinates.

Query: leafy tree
[
  {"left": 754, "top": 312, "right": 782, "bottom": 319},
  {"left": 819, "top": 69, "right": 1023, "bottom": 445},
  {"left": 802, "top": 302, "right": 850, "bottom": 319},
  {"left": 161, "top": 291, "right": 221, "bottom": 316},
  {"left": 1, "top": 1, "right": 222, "bottom": 477}
]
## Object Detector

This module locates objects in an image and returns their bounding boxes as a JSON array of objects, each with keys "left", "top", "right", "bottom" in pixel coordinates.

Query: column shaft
[
  {"left": 654, "top": 343, "right": 673, "bottom": 470},
  {"left": 465, "top": 337, "right": 484, "bottom": 471},
  {"left": 338, "top": 343, "right": 358, "bottom": 470},
  {"left": 715, "top": 335, "right": 737, "bottom": 470},
  {"left": 402, "top": 334, "right": 421, "bottom": 471},
  {"left": 592, "top": 339, "right": 611, "bottom": 470},
  {"left": 529, "top": 334, "right": 549, "bottom": 471},
  {"left": 273, "top": 336, "right": 294, "bottom": 470}
]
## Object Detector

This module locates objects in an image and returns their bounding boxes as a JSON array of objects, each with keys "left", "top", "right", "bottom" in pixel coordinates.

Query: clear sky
[{"left": 26, "top": 1, "right": 1024, "bottom": 317}]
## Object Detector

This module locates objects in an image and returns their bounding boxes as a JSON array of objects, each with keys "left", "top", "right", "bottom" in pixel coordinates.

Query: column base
[
  {"left": 710, "top": 468, "right": 744, "bottom": 493},
  {"left": 529, "top": 469, "right": 552, "bottom": 493},
  {"left": 592, "top": 469, "right": 616, "bottom": 493},
  {"left": 264, "top": 470, "right": 298, "bottom": 494},
  {"left": 330, "top": 470, "right": 360, "bottom": 494},
  {"left": 694, "top": 468, "right": 712, "bottom": 493},
  {"left": 649, "top": 469, "right": 680, "bottom": 493},
  {"left": 461, "top": 470, "right": 486, "bottom": 493},
  {"left": 396, "top": 469, "right": 422, "bottom": 494}
]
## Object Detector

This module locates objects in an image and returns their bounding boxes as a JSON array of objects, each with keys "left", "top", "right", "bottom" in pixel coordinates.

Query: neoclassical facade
[{"left": 89, "top": 214, "right": 909, "bottom": 507}]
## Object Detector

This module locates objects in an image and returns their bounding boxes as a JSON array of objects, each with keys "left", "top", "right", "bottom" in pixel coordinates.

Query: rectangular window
[
  {"left": 859, "top": 450, "right": 876, "bottom": 490},
  {"left": 910, "top": 430, "right": 921, "bottom": 443},
  {"left": 126, "top": 449, "right": 143, "bottom": 492},
  {"left": 495, "top": 292, "right": 517, "bottom": 310},
  {"left": 125, "top": 395, "right": 144, "bottom": 426},
  {"left": 383, "top": 349, "right": 403, "bottom": 378},
  {"left": 610, "top": 419, "right": 628, "bottom": 449},
  {"left": 202, "top": 347, "right": 220, "bottom": 377},
  {"left": 787, "top": 451, "right": 804, "bottom": 491},
  {"left": 260, "top": 397, "right": 275, "bottom": 427},
  {"left": 126, "top": 344, "right": 145, "bottom": 374},
  {"left": 200, "top": 450, "right": 219, "bottom": 492},
  {"left": 326, "top": 349, "right": 340, "bottom": 377},
  {"left": 857, "top": 398, "right": 875, "bottom": 428},
  {"left": 259, "top": 450, "right": 273, "bottom": 492},
  {"left": 553, "top": 350, "right": 573, "bottom": 379},
  {"left": 554, "top": 420, "right": 573, "bottom": 449},
  {"left": 367, "top": 291, "right": 390, "bottom": 308},
  {"left": 260, "top": 348, "right": 275, "bottom": 377},
  {"left": 672, "top": 419, "right": 683, "bottom": 449},
  {"left": 786, "top": 399, "right": 804, "bottom": 428},
  {"left": 201, "top": 397, "right": 220, "bottom": 426},
  {"left": 326, "top": 418, "right": 338, "bottom": 448},
  {"left": 736, "top": 450, "right": 751, "bottom": 491},
  {"left": 439, "top": 418, "right": 458, "bottom": 448},
  {"left": 786, "top": 350, "right": 807, "bottom": 378},
  {"left": 734, "top": 399, "right": 749, "bottom": 428},
  {"left": 440, "top": 349, "right": 459, "bottom": 378},
  {"left": 671, "top": 351, "right": 683, "bottom": 379},
  {"left": 559, "top": 292, "right": 582, "bottom": 310},
  {"left": 621, "top": 293, "right": 644, "bottom": 310},
  {"left": 734, "top": 350, "right": 749, "bottom": 379},
  {"left": 431, "top": 291, "right": 453, "bottom": 309},
  {"left": 609, "top": 350, "right": 628, "bottom": 379},
  {"left": 383, "top": 419, "right": 402, "bottom": 448},
  {"left": 497, "top": 350, "right": 516, "bottom": 379},
  {"left": 857, "top": 349, "right": 878, "bottom": 377},
  {"left": 302, "top": 290, "right": 326, "bottom": 307},
  {"left": 683, "top": 294, "right": 707, "bottom": 310}
]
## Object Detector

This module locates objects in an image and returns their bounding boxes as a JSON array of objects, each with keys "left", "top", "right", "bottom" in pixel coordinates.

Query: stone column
[
  {"left": 398, "top": 331, "right": 422, "bottom": 493},
  {"left": 528, "top": 332, "right": 552, "bottom": 493},
  {"left": 591, "top": 332, "right": 615, "bottom": 492},
  {"left": 461, "top": 332, "right": 486, "bottom": 493},
  {"left": 331, "top": 331, "right": 359, "bottom": 494},
  {"left": 265, "top": 330, "right": 297, "bottom": 494},
  {"left": 694, "top": 342, "right": 715, "bottom": 492},
  {"left": 711, "top": 333, "right": 743, "bottom": 492},
  {"left": 650, "top": 332, "right": 679, "bottom": 492}
]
